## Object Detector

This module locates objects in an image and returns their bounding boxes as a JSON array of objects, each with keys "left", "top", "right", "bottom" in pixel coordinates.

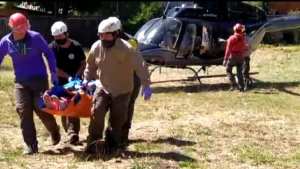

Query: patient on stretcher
[
  {"left": 38, "top": 80, "right": 96, "bottom": 117},
  {"left": 42, "top": 86, "right": 79, "bottom": 111}
]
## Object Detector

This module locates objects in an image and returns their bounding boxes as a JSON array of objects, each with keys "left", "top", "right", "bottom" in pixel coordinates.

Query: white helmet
[
  {"left": 98, "top": 17, "right": 121, "bottom": 33},
  {"left": 51, "top": 21, "right": 68, "bottom": 36},
  {"left": 108, "top": 16, "right": 121, "bottom": 30}
]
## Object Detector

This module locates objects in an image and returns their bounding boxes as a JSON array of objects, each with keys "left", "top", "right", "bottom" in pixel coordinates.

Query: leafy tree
[
  {"left": 6, "top": 1, "right": 164, "bottom": 34},
  {"left": 125, "top": 2, "right": 163, "bottom": 34}
]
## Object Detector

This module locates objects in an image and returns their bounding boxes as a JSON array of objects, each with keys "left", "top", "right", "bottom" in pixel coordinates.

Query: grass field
[{"left": 0, "top": 45, "right": 300, "bottom": 169}]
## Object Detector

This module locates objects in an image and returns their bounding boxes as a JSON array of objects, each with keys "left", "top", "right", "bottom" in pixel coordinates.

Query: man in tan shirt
[{"left": 84, "top": 17, "right": 151, "bottom": 154}]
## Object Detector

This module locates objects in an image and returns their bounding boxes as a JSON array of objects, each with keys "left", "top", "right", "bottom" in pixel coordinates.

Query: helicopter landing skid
[
  {"left": 185, "top": 66, "right": 203, "bottom": 84},
  {"left": 150, "top": 65, "right": 259, "bottom": 85},
  {"left": 149, "top": 66, "right": 162, "bottom": 77},
  {"left": 149, "top": 65, "right": 206, "bottom": 84}
]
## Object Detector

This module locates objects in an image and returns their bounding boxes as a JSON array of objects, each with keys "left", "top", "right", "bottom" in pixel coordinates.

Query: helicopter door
[
  {"left": 159, "top": 18, "right": 182, "bottom": 50},
  {"left": 176, "top": 24, "right": 197, "bottom": 59},
  {"left": 200, "top": 26, "right": 209, "bottom": 55}
]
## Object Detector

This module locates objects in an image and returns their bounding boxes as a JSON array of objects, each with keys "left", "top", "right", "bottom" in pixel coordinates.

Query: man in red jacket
[{"left": 223, "top": 23, "right": 248, "bottom": 92}]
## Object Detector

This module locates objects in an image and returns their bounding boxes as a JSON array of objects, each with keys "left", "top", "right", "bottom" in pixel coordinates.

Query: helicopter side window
[
  {"left": 159, "top": 18, "right": 182, "bottom": 50},
  {"left": 176, "top": 24, "right": 196, "bottom": 59},
  {"left": 193, "top": 26, "right": 203, "bottom": 52},
  {"left": 201, "top": 26, "right": 210, "bottom": 55}
]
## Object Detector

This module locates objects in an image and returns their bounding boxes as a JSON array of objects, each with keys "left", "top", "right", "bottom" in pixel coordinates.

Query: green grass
[
  {"left": 131, "top": 160, "right": 161, "bottom": 169},
  {"left": 0, "top": 137, "right": 24, "bottom": 168},
  {"left": 179, "top": 161, "right": 206, "bottom": 169},
  {"left": 233, "top": 144, "right": 300, "bottom": 168},
  {"left": 233, "top": 144, "right": 277, "bottom": 165},
  {"left": 1, "top": 45, "right": 300, "bottom": 168},
  {"left": 133, "top": 142, "right": 164, "bottom": 152}
]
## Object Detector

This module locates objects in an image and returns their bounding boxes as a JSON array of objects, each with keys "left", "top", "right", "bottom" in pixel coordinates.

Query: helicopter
[{"left": 134, "top": 1, "right": 300, "bottom": 83}]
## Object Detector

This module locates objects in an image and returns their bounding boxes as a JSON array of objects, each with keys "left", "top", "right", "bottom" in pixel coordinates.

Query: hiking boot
[
  {"left": 84, "top": 142, "right": 97, "bottom": 154},
  {"left": 84, "top": 140, "right": 104, "bottom": 154},
  {"left": 23, "top": 144, "right": 38, "bottom": 155},
  {"left": 51, "top": 131, "right": 61, "bottom": 145},
  {"left": 239, "top": 87, "right": 245, "bottom": 92},
  {"left": 229, "top": 86, "right": 235, "bottom": 91},
  {"left": 244, "top": 85, "right": 248, "bottom": 91},
  {"left": 69, "top": 134, "right": 79, "bottom": 145},
  {"left": 103, "top": 142, "right": 117, "bottom": 155}
]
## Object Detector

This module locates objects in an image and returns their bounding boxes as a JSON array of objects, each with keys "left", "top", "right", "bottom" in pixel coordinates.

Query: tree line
[{"left": 5, "top": 1, "right": 165, "bottom": 34}]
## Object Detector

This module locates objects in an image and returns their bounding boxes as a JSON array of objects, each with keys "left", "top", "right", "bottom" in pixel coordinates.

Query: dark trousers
[
  {"left": 61, "top": 116, "right": 80, "bottom": 137},
  {"left": 226, "top": 58, "right": 245, "bottom": 90},
  {"left": 15, "top": 79, "right": 59, "bottom": 148},
  {"left": 121, "top": 73, "right": 141, "bottom": 141},
  {"left": 58, "top": 78, "right": 80, "bottom": 138},
  {"left": 87, "top": 88, "right": 131, "bottom": 148},
  {"left": 243, "top": 56, "right": 251, "bottom": 87}
]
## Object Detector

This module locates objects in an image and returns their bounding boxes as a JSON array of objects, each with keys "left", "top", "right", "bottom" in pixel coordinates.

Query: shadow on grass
[
  {"left": 253, "top": 79, "right": 300, "bottom": 96},
  {"left": 152, "top": 83, "right": 229, "bottom": 93},
  {"left": 72, "top": 137, "right": 196, "bottom": 161},
  {"left": 41, "top": 145, "right": 83, "bottom": 155},
  {"left": 152, "top": 78, "right": 300, "bottom": 96},
  {"left": 73, "top": 150, "right": 196, "bottom": 162},
  {"left": 122, "top": 150, "right": 196, "bottom": 162},
  {"left": 43, "top": 137, "right": 196, "bottom": 162},
  {"left": 130, "top": 137, "right": 196, "bottom": 147}
]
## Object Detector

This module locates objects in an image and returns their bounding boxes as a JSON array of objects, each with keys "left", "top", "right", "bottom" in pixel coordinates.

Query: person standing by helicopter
[
  {"left": 242, "top": 32, "right": 251, "bottom": 91},
  {"left": 223, "top": 23, "right": 248, "bottom": 92}
]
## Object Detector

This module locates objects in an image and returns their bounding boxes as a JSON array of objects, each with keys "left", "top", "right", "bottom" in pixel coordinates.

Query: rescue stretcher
[{"left": 38, "top": 79, "right": 95, "bottom": 118}]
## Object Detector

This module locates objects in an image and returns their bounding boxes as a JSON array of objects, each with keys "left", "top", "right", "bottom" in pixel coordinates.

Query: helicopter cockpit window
[
  {"left": 135, "top": 18, "right": 182, "bottom": 49},
  {"left": 143, "top": 20, "right": 165, "bottom": 45},
  {"left": 135, "top": 18, "right": 159, "bottom": 42}
]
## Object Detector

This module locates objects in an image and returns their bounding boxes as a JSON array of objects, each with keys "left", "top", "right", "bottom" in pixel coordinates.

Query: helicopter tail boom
[{"left": 249, "top": 16, "right": 300, "bottom": 54}]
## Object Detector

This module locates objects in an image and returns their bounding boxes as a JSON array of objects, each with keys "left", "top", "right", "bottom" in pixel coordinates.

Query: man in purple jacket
[{"left": 0, "top": 13, "right": 60, "bottom": 155}]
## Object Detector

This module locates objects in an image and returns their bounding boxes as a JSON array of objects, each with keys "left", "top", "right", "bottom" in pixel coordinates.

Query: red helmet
[
  {"left": 8, "top": 13, "right": 29, "bottom": 32},
  {"left": 233, "top": 23, "right": 245, "bottom": 33}
]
